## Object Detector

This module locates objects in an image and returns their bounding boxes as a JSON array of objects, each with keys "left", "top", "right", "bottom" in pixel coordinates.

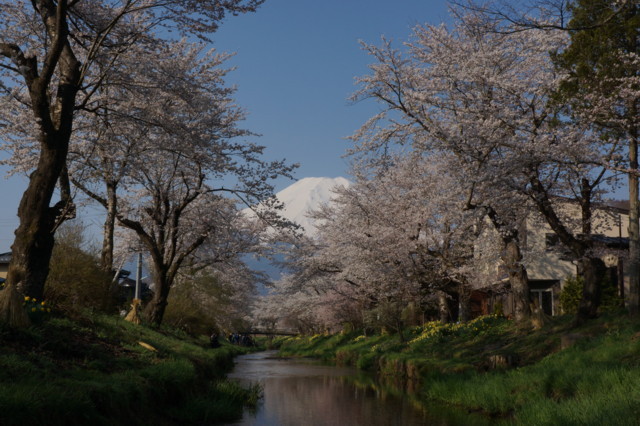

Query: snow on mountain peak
[{"left": 276, "top": 177, "right": 351, "bottom": 237}]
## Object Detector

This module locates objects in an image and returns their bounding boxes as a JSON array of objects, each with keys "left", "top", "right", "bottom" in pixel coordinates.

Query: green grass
[
  {"left": 274, "top": 312, "right": 640, "bottom": 425},
  {"left": 0, "top": 311, "right": 260, "bottom": 425}
]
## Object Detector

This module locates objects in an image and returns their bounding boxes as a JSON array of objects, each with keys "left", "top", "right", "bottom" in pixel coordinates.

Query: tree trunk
[
  {"left": 628, "top": 127, "right": 639, "bottom": 315},
  {"left": 502, "top": 239, "right": 531, "bottom": 322},
  {"left": 576, "top": 257, "right": 606, "bottom": 325},
  {"left": 438, "top": 290, "right": 451, "bottom": 323},
  {"left": 6, "top": 11, "right": 80, "bottom": 300},
  {"left": 145, "top": 271, "right": 170, "bottom": 326},
  {"left": 458, "top": 285, "right": 471, "bottom": 322},
  {"left": 8, "top": 145, "right": 68, "bottom": 300},
  {"left": 483, "top": 207, "right": 530, "bottom": 321},
  {"left": 101, "top": 182, "right": 117, "bottom": 272}
]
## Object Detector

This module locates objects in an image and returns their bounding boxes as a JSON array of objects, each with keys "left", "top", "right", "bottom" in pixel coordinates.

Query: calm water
[{"left": 225, "top": 351, "right": 491, "bottom": 426}]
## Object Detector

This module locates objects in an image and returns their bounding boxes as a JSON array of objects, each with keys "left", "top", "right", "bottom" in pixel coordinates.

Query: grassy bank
[
  {"left": 274, "top": 312, "right": 640, "bottom": 425},
  {"left": 0, "top": 311, "right": 260, "bottom": 425}
]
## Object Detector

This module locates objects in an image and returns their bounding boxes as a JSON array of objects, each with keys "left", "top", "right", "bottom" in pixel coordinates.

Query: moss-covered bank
[
  {"left": 274, "top": 312, "right": 640, "bottom": 425},
  {"left": 0, "top": 311, "right": 260, "bottom": 425}
]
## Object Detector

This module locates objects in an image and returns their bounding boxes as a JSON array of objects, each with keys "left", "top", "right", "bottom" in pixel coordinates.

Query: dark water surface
[{"left": 226, "top": 351, "right": 490, "bottom": 426}]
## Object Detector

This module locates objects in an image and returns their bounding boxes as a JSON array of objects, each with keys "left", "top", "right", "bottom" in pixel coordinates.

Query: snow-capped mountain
[
  {"left": 241, "top": 177, "right": 351, "bottom": 284},
  {"left": 275, "top": 177, "right": 351, "bottom": 237}
]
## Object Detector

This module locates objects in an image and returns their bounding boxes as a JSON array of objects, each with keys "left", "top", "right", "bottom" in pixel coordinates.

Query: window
[{"left": 530, "top": 289, "right": 554, "bottom": 316}]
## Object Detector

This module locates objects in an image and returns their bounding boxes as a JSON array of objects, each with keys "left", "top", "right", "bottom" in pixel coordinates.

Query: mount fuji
[
  {"left": 274, "top": 176, "right": 351, "bottom": 237},
  {"left": 243, "top": 177, "right": 351, "bottom": 283}
]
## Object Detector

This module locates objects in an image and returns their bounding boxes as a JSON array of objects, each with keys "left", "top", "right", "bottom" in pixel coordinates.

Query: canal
[{"left": 226, "top": 351, "right": 492, "bottom": 425}]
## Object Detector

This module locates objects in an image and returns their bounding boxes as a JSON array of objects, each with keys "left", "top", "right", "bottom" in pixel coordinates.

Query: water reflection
[{"left": 226, "top": 351, "right": 491, "bottom": 426}]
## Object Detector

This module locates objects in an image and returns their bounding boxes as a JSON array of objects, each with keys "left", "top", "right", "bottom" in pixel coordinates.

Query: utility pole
[{"left": 125, "top": 252, "right": 143, "bottom": 324}]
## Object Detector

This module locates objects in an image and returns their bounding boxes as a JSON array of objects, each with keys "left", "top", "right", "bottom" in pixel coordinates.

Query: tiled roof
[{"left": 604, "top": 199, "right": 630, "bottom": 210}]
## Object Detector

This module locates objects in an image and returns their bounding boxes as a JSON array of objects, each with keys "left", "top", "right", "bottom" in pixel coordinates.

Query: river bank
[
  {"left": 0, "top": 311, "right": 260, "bottom": 425},
  {"left": 273, "top": 312, "right": 640, "bottom": 425}
]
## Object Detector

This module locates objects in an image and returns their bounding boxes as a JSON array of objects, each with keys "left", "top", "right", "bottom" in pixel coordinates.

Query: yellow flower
[
  {"left": 41, "top": 301, "right": 46, "bottom": 306},
  {"left": 31, "top": 307, "right": 36, "bottom": 312},
  {"left": 24, "top": 296, "right": 30, "bottom": 302}
]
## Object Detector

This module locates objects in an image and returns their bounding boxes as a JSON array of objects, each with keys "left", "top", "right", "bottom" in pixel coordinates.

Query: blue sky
[
  {"left": 210, "top": 0, "right": 451, "bottom": 181},
  {"left": 0, "top": 0, "right": 452, "bottom": 252}
]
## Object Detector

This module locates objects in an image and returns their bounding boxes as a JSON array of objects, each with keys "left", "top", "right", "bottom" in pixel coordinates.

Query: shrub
[
  {"left": 363, "top": 300, "right": 409, "bottom": 335},
  {"left": 163, "top": 271, "right": 251, "bottom": 335},
  {"left": 559, "top": 275, "right": 621, "bottom": 315},
  {"left": 44, "top": 221, "right": 116, "bottom": 314}
]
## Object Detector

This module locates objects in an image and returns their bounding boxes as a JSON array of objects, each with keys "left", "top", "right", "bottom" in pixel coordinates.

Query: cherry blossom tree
[
  {"left": 163, "top": 195, "right": 272, "bottom": 332},
  {"left": 261, "top": 154, "right": 479, "bottom": 332},
  {"left": 351, "top": 9, "right": 620, "bottom": 323},
  {"left": 115, "top": 186, "right": 267, "bottom": 325},
  {"left": 67, "top": 38, "right": 245, "bottom": 273},
  {"left": 0, "top": 0, "right": 264, "bottom": 304},
  {"left": 87, "top": 94, "right": 294, "bottom": 326},
  {"left": 456, "top": 1, "right": 639, "bottom": 313},
  {"left": 349, "top": 22, "right": 538, "bottom": 321},
  {"left": 53, "top": 34, "right": 296, "bottom": 326}
]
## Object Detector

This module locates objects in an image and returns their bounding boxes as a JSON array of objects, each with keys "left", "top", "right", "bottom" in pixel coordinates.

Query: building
[
  {"left": 476, "top": 200, "right": 629, "bottom": 317},
  {"left": 0, "top": 252, "right": 10, "bottom": 282}
]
